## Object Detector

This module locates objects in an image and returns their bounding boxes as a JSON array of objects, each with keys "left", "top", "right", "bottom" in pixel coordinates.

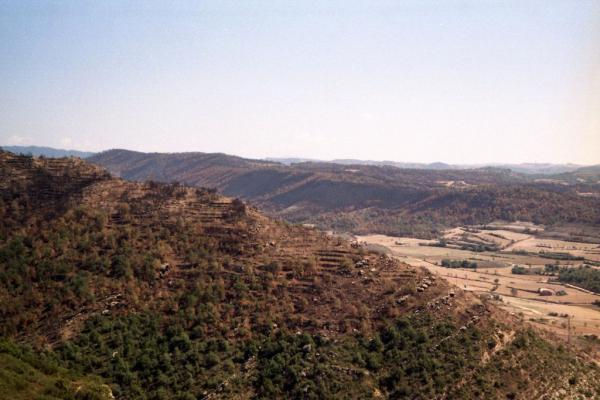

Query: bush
[{"left": 511, "top": 265, "right": 528, "bottom": 275}]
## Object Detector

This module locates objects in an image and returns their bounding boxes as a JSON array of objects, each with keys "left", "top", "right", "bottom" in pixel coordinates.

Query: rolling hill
[
  {"left": 549, "top": 165, "right": 600, "bottom": 185},
  {"left": 269, "top": 158, "right": 585, "bottom": 174},
  {"left": 89, "top": 149, "right": 600, "bottom": 238},
  {"left": 2, "top": 149, "right": 600, "bottom": 399},
  {"left": 1, "top": 145, "right": 96, "bottom": 159}
]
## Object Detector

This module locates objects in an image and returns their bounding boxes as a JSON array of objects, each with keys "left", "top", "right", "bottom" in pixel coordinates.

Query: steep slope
[
  {"left": 89, "top": 149, "right": 600, "bottom": 238},
  {"left": 0, "top": 339, "right": 113, "bottom": 400},
  {"left": 2, "top": 150, "right": 600, "bottom": 399},
  {"left": 2, "top": 151, "right": 408, "bottom": 343}
]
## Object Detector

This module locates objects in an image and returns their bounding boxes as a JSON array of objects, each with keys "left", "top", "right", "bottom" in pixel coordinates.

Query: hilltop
[
  {"left": 1, "top": 149, "right": 600, "bottom": 399},
  {"left": 89, "top": 149, "right": 600, "bottom": 238}
]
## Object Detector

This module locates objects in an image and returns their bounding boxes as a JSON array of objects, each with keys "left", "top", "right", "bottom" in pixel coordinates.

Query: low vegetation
[
  {"left": 441, "top": 259, "right": 478, "bottom": 269},
  {"left": 511, "top": 264, "right": 560, "bottom": 276},
  {"left": 539, "top": 251, "right": 585, "bottom": 261}
]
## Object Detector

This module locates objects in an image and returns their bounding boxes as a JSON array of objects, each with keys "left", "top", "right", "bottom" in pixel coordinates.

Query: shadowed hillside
[{"left": 89, "top": 149, "right": 600, "bottom": 238}]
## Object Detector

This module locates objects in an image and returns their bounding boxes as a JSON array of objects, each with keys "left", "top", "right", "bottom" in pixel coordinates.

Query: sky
[{"left": 1, "top": 0, "right": 599, "bottom": 164}]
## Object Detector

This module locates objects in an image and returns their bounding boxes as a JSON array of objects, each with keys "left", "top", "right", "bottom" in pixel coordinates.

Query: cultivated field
[{"left": 357, "top": 222, "right": 600, "bottom": 341}]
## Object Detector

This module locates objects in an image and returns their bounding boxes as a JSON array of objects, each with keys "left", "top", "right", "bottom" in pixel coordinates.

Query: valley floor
[{"left": 357, "top": 222, "right": 600, "bottom": 346}]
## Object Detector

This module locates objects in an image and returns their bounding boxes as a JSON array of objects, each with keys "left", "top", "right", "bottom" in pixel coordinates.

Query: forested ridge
[{"left": 89, "top": 149, "right": 600, "bottom": 238}]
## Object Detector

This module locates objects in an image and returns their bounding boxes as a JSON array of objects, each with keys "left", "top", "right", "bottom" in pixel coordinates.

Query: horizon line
[{"left": 1, "top": 144, "right": 596, "bottom": 168}]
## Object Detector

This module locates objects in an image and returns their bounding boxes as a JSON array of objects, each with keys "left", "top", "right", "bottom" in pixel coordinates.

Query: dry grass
[{"left": 358, "top": 222, "right": 600, "bottom": 342}]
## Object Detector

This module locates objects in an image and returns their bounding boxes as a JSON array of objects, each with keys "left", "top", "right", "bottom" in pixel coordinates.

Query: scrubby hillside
[
  {"left": 2, "top": 150, "right": 600, "bottom": 399},
  {"left": 89, "top": 150, "right": 600, "bottom": 238}
]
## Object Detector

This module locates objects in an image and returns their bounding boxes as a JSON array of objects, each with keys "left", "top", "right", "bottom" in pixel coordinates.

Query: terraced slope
[{"left": 1, "top": 150, "right": 600, "bottom": 399}]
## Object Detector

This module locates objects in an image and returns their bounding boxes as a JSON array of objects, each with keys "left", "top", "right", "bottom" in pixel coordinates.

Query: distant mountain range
[
  {"left": 269, "top": 157, "right": 584, "bottom": 175},
  {"left": 3, "top": 144, "right": 598, "bottom": 188},
  {"left": 88, "top": 149, "right": 600, "bottom": 238},
  {"left": 1, "top": 145, "right": 96, "bottom": 158},
  {"left": 1, "top": 146, "right": 597, "bottom": 237},
  {"left": 1, "top": 145, "right": 591, "bottom": 175}
]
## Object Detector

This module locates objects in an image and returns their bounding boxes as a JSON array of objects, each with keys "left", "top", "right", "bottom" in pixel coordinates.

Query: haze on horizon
[{"left": 1, "top": 0, "right": 599, "bottom": 165}]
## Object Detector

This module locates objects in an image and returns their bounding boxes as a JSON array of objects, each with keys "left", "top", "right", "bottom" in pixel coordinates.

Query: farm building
[{"left": 538, "top": 287, "right": 555, "bottom": 296}]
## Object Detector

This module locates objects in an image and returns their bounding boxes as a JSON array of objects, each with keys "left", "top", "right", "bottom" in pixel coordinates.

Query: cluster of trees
[
  {"left": 539, "top": 251, "right": 585, "bottom": 261},
  {"left": 441, "top": 259, "right": 478, "bottom": 269},
  {"left": 558, "top": 266, "right": 600, "bottom": 294},
  {"left": 511, "top": 265, "right": 529, "bottom": 275},
  {"left": 53, "top": 307, "right": 590, "bottom": 399},
  {"left": 511, "top": 264, "right": 561, "bottom": 276},
  {"left": 459, "top": 243, "right": 499, "bottom": 253},
  {"left": 0, "top": 338, "right": 110, "bottom": 400},
  {"left": 58, "top": 313, "right": 242, "bottom": 400}
]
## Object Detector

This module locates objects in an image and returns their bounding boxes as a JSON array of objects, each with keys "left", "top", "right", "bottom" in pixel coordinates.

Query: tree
[{"left": 113, "top": 255, "right": 133, "bottom": 279}]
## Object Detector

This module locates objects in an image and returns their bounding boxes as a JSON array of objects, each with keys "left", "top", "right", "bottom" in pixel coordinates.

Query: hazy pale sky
[{"left": 1, "top": 0, "right": 599, "bottom": 164}]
